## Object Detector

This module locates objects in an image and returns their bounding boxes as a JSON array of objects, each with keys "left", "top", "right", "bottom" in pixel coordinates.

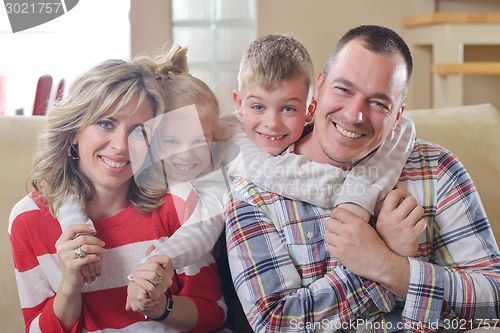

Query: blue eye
[
  {"left": 97, "top": 120, "right": 113, "bottom": 129},
  {"left": 131, "top": 126, "right": 148, "bottom": 138},
  {"left": 252, "top": 105, "right": 264, "bottom": 112},
  {"left": 282, "top": 106, "right": 295, "bottom": 113},
  {"left": 193, "top": 138, "right": 207, "bottom": 145},
  {"left": 371, "top": 100, "right": 389, "bottom": 111},
  {"left": 163, "top": 139, "right": 178, "bottom": 144}
]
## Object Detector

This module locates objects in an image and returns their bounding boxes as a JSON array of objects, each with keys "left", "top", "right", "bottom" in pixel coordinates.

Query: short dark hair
[{"left": 324, "top": 25, "right": 413, "bottom": 88}]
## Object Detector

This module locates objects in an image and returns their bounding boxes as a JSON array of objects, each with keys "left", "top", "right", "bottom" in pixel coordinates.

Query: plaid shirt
[{"left": 224, "top": 138, "right": 500, "bottom": 333}]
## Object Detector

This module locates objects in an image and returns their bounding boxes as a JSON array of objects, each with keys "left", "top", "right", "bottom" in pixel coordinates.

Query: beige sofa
[{"left": 1, "top": 104, "right": 499, "bottom": 331}]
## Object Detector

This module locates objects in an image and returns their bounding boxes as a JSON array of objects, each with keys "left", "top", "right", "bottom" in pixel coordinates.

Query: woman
[{"left": 9, "top": 58, "right": 227, "bottom": 332}]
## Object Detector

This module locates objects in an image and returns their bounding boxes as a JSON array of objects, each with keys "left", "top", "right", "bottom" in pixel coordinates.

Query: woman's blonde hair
[{"left": 29, "top": 58, "right": 166, "bottom": 216}]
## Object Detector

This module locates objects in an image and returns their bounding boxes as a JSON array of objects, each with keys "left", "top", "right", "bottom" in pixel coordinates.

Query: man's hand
[
  {"left": 324, "top": 207, "right": 410, "bottom": 299},
  {"left": 325, "top": 207, "right": 393, "bottom": 280},
  {"left": 376, "top": 185, "right": 427, "bottom": 257}
]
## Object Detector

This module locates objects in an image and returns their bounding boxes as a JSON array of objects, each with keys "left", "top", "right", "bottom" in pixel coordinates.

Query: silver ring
[
  {"left": 153, "top": 276, "right": 162, "bottom": 287},
  {"left": 75, "top": 246, "right": 86, "bottom": 259}
]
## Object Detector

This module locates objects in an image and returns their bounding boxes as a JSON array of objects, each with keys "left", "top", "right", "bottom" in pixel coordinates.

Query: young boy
[{"left": 226, "top": 34, "right": 416, "bottom": 222}]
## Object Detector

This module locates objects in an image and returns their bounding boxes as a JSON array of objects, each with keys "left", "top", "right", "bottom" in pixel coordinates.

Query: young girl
[{"left": 9, "top": 57, "right": 227, "bottom": 332}]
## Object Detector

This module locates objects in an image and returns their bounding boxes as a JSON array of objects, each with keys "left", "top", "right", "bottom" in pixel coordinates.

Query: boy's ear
[{"left": 232, "top": 90, "right": 243, "bottom": 116}]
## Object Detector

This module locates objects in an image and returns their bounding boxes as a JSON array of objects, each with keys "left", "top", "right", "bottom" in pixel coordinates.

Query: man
[{"left": 224, "top": 25, "right": 500, "bottom": 332}]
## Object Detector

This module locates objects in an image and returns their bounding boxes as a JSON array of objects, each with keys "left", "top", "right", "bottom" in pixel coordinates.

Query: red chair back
[
  {"left": 33, "top": 75, "right": 53, "bottom": 116},
  {"left": 55, "top": 78, "right": 65, "bottom": 102}
]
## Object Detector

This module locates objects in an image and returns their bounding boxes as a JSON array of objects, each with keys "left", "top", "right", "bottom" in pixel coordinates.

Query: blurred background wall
[{"left": 131, "top": 0, "right": 500, "bottom": 113}]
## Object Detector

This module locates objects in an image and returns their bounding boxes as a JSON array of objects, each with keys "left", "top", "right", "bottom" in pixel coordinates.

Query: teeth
[
  {"left": 103, "top": 159, "right": 127, "bottom": 168},
  {"left": 175, "top": 164, "right": 195, "bottom": 171},
  {"left": 267, "top": 135, "right": 285, "bottom": 141},
  {"left": 336, "top": 124, "right": 361, "bottom": 138}
]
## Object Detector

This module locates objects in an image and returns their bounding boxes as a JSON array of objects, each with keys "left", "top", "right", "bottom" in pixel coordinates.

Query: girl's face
[
  {"left": 158, "top": 105, "right": 213, "bottom": 182},
  {"left": 73, "top": 96, "right": 154, "bottom": 195}
]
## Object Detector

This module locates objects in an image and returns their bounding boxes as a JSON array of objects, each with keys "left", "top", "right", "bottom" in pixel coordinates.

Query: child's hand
[
  {"left": 126, "top": 280, "right": 158, "bottom": 312},
  {"left": 375, "top": 186, "right": 427, "bottom": 257},
  {"left": 126, "top": 245, "right": 174, "bottom": 313},
  {"left": 337, "top": 203, "right": 370, "bottom": 223}
]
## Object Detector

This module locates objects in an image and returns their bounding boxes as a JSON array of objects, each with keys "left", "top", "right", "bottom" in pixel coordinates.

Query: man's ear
[
  {"left": 232, "top": 90, "right": 243, "bottom": 116},
  {"left": 392, "top": 103, "right": 405, "bottom": 131},
  {"left": 313, "top": 71, "right": 325, "bottom": 102},
  {"left": 305, "top": 98, "right": 316, "bottom": 122}
]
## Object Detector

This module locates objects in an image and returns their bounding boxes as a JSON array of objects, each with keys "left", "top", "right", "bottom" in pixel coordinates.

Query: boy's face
[{"left": 233, "top": 79, "right": 311, "bottom": 156}]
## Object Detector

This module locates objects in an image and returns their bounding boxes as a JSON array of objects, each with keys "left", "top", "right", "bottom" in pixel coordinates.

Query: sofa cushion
[
  {"left": 0, "top": 115, "right": 47, "bottom": 332},
  {"left": 405, "top": 103, "right": 500, "bottom": 245}
]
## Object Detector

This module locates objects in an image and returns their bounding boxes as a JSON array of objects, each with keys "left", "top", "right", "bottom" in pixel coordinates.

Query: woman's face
[
  {"left": 158, "top": 105, "right": 212, "bottom": 182},
  {"left": 73, "top": 95, "right": 155, "bottom": 195}
]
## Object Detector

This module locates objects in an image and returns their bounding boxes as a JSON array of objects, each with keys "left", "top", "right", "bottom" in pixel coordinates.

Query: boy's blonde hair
[
  {"left": 237, "top": 34, "right": 314, "bottom": 96},
  {"left": 29, "top": 58, "right": 166, "bottom": 216}
]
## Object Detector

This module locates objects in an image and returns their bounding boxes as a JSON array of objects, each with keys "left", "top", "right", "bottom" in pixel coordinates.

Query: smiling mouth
[
  {"left": 101, "top": 157, "right": 128, "bottom": 168},
  {"left": 335, "top": 124, "right": 362, "bottom": 138},
  {"left": 174, "top": 164, "right": 196, "bottom": 171},
  {"left": 260, "top": 133, "right": 286, "bottom": 141}
]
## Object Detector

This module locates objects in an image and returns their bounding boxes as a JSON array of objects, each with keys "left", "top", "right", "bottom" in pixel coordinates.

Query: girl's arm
[{"left": 139, "top": 171, "right": 226, "bottom": 269}]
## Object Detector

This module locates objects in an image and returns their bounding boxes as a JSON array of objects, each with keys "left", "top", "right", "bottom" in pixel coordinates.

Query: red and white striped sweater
[{"left": 9, "top": 192, "right": 227, "bottom": 333}]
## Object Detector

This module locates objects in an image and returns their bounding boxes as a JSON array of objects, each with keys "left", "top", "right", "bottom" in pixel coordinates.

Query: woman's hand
[
  {"left": 126, "top": 245, "right": 174, "bottom": 315},
  {"left": 55, "top": 224, "right": 105, "bottom": 291},
  {"left": 53, "top": 224, "right": 105, "bottom": 331}
]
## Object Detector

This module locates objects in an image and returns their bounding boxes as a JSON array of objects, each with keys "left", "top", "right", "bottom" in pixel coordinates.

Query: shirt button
[{"left": 306, "top": 231, "right": 313, "bottom": 239}]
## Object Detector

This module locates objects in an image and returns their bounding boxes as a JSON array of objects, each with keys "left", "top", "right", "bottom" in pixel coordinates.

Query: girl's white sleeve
[
  {"left": 140, "top": 170, "right": 226, "bottom": 269},
  {"left": 56, "top": 194, "right": 95, "bottom": 233}
]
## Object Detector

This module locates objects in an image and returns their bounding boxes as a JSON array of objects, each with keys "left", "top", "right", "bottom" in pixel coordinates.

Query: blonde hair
[
  {"left": 29, "top": 58, "right": 166, "bottom": 216},
  {"left": 237, "top": 34, "right": 314, "bottom": 96},
  {"left": 140, "top": 45, "right": 236, "bottom": 170}
]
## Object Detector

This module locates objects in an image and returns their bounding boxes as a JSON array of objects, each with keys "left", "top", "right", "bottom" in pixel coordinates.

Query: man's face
[{"left": 311, "top": 39, "right": 407, "bottom": 168}]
